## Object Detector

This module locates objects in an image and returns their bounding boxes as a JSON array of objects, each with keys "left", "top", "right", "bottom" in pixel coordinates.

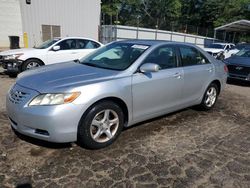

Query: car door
[
  {"left": 178, "top": 45, "right": 214, "bottom": 105},
  {"left": 74, "top": 39, "right": 101, "bottom": 60},
  {"left": 132, "top": 45, "right": 184, "bottom": 121},
  {"left": 46, "top": 39, "right": 78, "bottom": 64}
]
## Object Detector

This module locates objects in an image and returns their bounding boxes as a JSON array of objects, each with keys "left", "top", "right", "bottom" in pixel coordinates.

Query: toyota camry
[{"left": 6, "top": 40, "right": 228, "bottom": 149}]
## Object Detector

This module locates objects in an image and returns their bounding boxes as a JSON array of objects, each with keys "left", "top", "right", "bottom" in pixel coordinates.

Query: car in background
[
  {"left": 224, "top": 47, "right": 250, "bottom": 82},
  {"left": 6, "top": 40, "right": 228, "bottom": 149},
  {"left": 204, "top": 43, "right": 235, "bottom": 59},
  {"left": 0, "top": 37, "right": 103, "bottom": 76},
  {"left": 226, "top": 43, "right": 250, "bottom": 57},
  {"left": 235, "top": 43, "right": 250, "bottom": 50}
]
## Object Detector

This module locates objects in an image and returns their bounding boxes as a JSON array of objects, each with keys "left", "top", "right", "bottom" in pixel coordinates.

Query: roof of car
[
  {"left": 53, "top": 37, "right": 102, "bottom": 44},
  {"left": 115, "top": 39, "right": 196, "bottom": 47},
  {"left": 212, "top": 43, "right": 234, "bottom": 45}
]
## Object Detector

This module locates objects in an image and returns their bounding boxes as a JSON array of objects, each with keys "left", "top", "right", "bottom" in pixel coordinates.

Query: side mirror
[
  {"left": 201, "top": 59, "right": 206, "bottom": 64},
  {"left": 52, "top": 45, "right": 60, "bottom": 51},
  {"left": 140, "top": 63, "right": 160, "bottom": 73}
]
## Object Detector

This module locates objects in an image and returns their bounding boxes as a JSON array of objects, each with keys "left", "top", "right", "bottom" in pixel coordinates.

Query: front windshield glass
[
  {"left": 35, "top": 39, "right": 60, "bottom": 49},
  {"left": 235, "top": 44, "right": 250, "bottom": 50},
  {"left": 235, "top": 48, "right": 250, "bottom": 57},
  {"left": 80, "top": 43, "right": 150, "bottom": 70},
  {"left": 208, "top": 44, "right": 225, "bottom": 49}
]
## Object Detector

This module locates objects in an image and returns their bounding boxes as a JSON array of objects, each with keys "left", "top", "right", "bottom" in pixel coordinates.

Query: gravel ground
[{"left": 0, "top": 68, "right": 249, "bottom": 188}]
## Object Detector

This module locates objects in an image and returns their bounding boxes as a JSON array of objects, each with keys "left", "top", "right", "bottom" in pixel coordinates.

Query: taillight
[{"left": 224, "top": 65, "right": 228, "bottom": 73}]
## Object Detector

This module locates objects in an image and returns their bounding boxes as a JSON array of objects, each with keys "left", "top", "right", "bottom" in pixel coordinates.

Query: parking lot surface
[{"left": 0, "top": 69, "right": 250, "bottom": 188}]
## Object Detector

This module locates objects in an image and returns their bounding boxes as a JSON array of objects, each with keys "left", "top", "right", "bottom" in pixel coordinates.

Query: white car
[
  {"left": 0, "top": 37, "right": 103, "bottom": 75},
  {"left": 204, "top": 43, "right": 237, "bottom": 59}
]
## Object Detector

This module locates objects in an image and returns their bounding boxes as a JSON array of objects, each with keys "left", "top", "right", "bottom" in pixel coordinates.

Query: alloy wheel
[
  {"left": 90, "top": 109, "right": 119, "bottom": 143},
  {"left": 205, "top": 87, "right": 217, "bottom": 107},
  {"left": 26, "top": 62, "right": 40, "bottom": 69}
]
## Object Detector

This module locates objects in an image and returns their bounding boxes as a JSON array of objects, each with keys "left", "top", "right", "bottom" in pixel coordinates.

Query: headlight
[
  {"left": 29, "top": 92, "right": 81, "bottom": 106},
  {"left": 4, "top": 53, "right": 23, "bottom": 60}
]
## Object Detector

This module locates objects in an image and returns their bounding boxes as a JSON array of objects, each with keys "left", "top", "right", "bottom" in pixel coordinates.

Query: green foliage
[{"left": 101, "top": 0, "right": 250, "bottom": 30}]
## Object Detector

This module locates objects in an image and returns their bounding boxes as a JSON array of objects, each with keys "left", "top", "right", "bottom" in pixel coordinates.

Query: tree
[{"left": 101, "top": 0, "right": 250, "bottom": 31}]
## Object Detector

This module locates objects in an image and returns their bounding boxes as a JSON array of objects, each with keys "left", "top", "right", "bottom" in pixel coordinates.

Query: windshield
[
  {"left": 208, "top": 44, "right": 225, "bottom": 49},
  {"left": 80, "top": 42, "right": 150, "bottom": 71},
  {"left": 235, "top": 44, "right": 250, "bottom": 50},
  {"left": 235, "top": 48, "right": 250, "bottom": 57},
  {"left": 35, "top": 39, "right": 60, "bottom": 49}
]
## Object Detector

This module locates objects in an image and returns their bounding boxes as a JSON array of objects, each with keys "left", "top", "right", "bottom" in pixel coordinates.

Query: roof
[
  {"left": 213, "top": 43, "right": 234, "bottom": 45},
  {"left": 116, "top": 39, "right": 198, "bottom": 47},
  {"left": 118, "top": 39, "right": 168, "bottom": 45},
  {"left": 215, "top": 20, "right": 250, "bottom": 32}
]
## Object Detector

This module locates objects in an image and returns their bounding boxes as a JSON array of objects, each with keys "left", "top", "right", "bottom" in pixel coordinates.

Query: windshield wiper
[
  {"left": 73, "top": 59, "right": 80, "bottom": 63},
  {"left": 82, "top": 62, "right": 102, "bottom": 68}
]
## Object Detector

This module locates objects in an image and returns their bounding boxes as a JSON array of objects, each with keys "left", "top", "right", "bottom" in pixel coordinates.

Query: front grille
[
  {"left": 227, "top": 64, "right": 250, "bottom": 76},
  {"left": 9, "top": 87, "right": 29, "bottom": 104}
]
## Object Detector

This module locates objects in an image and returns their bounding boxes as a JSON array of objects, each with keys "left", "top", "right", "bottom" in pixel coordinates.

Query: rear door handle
[
  {"left": 206, "top": 67, "right": 213, "bottom": 72},
  {"left": 71, "top": 52, "right": 78, "bottom": 54},
  {"left": 173, "top": 72, "right": 182, "bottom": 79}
]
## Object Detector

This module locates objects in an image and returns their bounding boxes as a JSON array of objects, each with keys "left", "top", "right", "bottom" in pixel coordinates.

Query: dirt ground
[{"left": 0, "top": 68, "right": 249, "bottom": 188}]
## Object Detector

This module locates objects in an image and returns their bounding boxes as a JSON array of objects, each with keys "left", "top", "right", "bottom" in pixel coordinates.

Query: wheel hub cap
[
  {"left": 90, "top": 109, "right": 119, "bottom": 143},
  {"left": 205, "top": 87, "right": 217, "bottom": 107}
]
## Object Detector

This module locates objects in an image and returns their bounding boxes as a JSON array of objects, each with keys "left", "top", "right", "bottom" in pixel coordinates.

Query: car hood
[
  {"left": 225, "top": 56, "right": 250, "bottom": 67},
  {"left": 204, "top": 48, "right": 223, "bottom": 53},
  {"left": 17, "top": 62, "right": 120, "bottom": 93},
  {"left": 0, "top": 48, "right": 37, "bottom": 56}
]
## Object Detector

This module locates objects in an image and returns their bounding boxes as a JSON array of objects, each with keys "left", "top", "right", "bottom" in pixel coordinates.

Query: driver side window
[
  {"left": 143, "top": 45, "right": 177, "bottom": 70},
  {"left": 57, "top": 39, "right": 77, "bottom": 50}
]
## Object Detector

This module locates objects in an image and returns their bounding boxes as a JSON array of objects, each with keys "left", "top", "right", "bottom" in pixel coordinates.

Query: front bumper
[
  {"left": 6, "top": 84, "right": 87, "bottom": 143},
  {"left": 228, "top": 73, "right": 250, "bottom": 82},
  {"left": 1, "top": 59, "right": 22, "bottom": 72}
]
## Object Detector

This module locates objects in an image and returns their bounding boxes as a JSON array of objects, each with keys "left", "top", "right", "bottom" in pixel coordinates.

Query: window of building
[{"left": 41, "top": 25, "right": 61, "bottom": 42}]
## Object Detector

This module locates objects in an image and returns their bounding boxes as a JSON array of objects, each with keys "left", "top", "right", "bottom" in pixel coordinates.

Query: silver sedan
[{"left": 6, "top": 40, "right": 228, "bottom": 149}]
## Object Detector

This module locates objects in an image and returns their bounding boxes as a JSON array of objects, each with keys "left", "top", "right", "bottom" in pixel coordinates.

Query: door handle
[
  {"left": 71, "top": 52, "right": 78, "bottom": 54},
  {"left": 206, "top": 67, "right": 213, "bottom": 72},
  {"left": 173, "top": 72, "right": 181, "bottom": 79}
]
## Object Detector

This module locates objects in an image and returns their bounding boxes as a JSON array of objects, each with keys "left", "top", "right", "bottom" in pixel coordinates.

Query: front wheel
[
  {"left": 22, "top": 59, "right": 43, "bottom": 71},
  {"left": 77, "top": 101, "right": 124, "bottom": 149},
  {"left": 199, "top": 83, "right": 219, "bottom": 110}
]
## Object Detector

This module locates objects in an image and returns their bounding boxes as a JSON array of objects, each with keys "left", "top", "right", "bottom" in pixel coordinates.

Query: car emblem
[{"left": 235, "top": 66, "right": 243, "bottom": 70}]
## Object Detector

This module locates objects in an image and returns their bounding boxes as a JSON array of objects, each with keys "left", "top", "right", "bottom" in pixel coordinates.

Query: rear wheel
[
  {"left": 199, "top": 83, "right": 219, "bottom": 110},
  {"left": 22, "top": 59, "right": 43, "bottom": 71},
  {"left": 77, "top": 101, "right": 124, "bottom": 149}
]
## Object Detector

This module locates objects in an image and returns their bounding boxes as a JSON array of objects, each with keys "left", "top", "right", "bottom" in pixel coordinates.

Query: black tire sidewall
[
  {"left": 200, "top": 83, "right": 219, "bottom": 110},
  {"left": 77, "top": 101, "right": 124, "bottom": 149}
]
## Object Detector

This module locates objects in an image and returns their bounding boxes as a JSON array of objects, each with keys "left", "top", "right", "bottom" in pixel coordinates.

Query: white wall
[
  {"left": 19, "top": 0, "right": 101, "bottom": 47},
  {"left": 0, "top": 0, "right": 23, "bottom": 48}
]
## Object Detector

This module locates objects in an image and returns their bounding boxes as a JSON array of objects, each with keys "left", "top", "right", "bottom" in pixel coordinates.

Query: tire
[
  {"left": 8, "top": 72, "right": 17, "bottom": 78},
  {"left": 22, "top": 59, "right": 43, "bottom": 71},
  {"left": 199, "top": 83, "right": 219, "bottom": 111},
  {"left": 77, "top": 101, "right": 124, "bottom": 149}
]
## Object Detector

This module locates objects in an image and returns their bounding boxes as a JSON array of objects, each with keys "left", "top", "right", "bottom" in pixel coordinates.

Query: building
[{"left": 0, "top": 0, "right": 101, "bottom": 49}]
